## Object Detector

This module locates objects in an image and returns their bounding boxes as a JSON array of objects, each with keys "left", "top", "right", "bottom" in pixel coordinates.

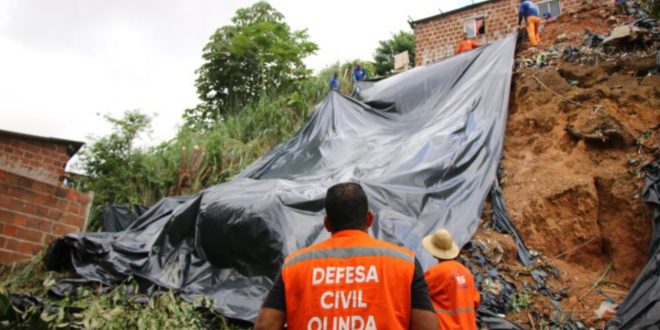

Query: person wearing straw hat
[{"left": 422, "top": 229, "right": 481, "bottom": 330}]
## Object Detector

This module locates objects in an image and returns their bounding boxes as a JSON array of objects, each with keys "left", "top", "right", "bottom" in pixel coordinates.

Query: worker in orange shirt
[
  {"left": 254, "top": 182, "right": 439, "bottom": 330},
  {"left": 518, "top": 0, "right": 542, "bottom": 46},
  {"left": 422, "top": 228, "right": 481, "bottom": 330},
  {"left": 455, "top": 33, "right": 480, "bottom": 55}
]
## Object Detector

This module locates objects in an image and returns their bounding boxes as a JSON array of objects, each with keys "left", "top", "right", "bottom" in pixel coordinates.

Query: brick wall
[
  {"left": 413, "top": 0, "right": 584, "bottom": 65},
  {"left": 0, "top": 136, "right": 71, "bottom": 186},
  {"left": 0, "top": 169, "right": 92, "bottom": 263}
]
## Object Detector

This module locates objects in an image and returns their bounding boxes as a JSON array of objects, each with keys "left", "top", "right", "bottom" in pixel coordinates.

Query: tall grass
[
  {"left": 84, "top": 68, "right": 332, "bottom": 213},
  {"left": 80, "top": 60, "right": 377, "bottom": 230}
]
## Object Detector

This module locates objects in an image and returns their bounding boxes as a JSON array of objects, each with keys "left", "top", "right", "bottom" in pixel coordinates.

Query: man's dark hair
[{"left": 325, "top": 183, "right": 368, "bottom": 231}]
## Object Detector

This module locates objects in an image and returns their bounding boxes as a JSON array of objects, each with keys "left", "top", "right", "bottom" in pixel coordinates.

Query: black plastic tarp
[
  {"left": 47, "top": 35, "right": 517, "bottom": 322},
  {"left": 606, "top": 163, "right": 660, "bottom": 329},
  {"left": 477, "top": 308, "right": 524, "bottom": 330},
  {"left": 102, "top": 204, "right": 148, "bottom": 232},
  {"left": 490, "top": 183, "right": 534, "bottom": 266}
]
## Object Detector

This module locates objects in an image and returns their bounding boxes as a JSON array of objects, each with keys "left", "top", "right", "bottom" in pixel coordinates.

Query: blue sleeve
[{"left": 519, "top": 3, "right": 527, "bottom": 16}]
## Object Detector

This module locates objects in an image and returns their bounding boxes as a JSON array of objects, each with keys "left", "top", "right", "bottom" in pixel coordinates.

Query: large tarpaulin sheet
[{"left": 48, "top": 36, "right": 516, "bottom": 322}]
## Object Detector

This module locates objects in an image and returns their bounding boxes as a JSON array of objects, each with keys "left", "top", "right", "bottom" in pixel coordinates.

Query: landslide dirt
[{"left": 477, "top": 1, "right": 659, "bottom": 327}]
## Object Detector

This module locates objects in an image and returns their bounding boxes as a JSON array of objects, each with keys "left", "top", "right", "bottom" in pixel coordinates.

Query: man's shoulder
[
  {"left": 365, "top": 236, "right": 416, "bottom": 257},
  {"left": 426, "top": 261, "right": 447, "bottom": 273},
  {"left": 283, "top": 240, "right": 329, "bottom": 266},
  {"left": 426, "top": 260, "right": 471, "bottom": 276},
  {"left": 449, "top": 260, "right": 475, "bottom": 279},
  {"left": 283, "top": 234, "right": 415, "bottom": 268}
]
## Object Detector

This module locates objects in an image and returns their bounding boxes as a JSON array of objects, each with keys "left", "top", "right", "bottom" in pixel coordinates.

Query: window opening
[
  {"left": 463, "top": 17, "right": 486, "bottom": 37},
  {"left": 538, "top": 0, "right": 561, "bottom": 19}
]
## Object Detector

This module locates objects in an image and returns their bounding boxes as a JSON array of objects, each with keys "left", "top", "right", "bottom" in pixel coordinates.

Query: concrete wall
[
  {"left": 413, "top": 0, "right": 583, "bottom": 65},
  {"left": 0, "top": 169, "right": 92, "bottom": 263}
]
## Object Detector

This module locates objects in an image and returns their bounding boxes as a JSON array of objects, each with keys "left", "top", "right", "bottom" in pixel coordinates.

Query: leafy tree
[
  {"left": 186, "top": 1, "right": 318, "bottom": 128},
  {"left": 79, "top": 110, "right": 155, "bottom": 205},
  {"left": 373, "top": 31, "right": 416, "bottom": 77}
]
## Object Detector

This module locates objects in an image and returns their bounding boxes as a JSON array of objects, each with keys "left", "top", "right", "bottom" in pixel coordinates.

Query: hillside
[{"left": 468, "top": 2, "right": 659, "bottom": 327}]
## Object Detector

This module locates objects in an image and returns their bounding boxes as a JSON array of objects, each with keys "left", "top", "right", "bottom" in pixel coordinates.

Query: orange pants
[{"left": 527, "top": 16, "right": 541, "bottom": 45}]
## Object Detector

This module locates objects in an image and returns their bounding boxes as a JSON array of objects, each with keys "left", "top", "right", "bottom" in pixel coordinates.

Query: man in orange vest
[
  {"left": 455, "top": 33, "right": 480, "bottom": 55},
  {"left": 254, "top": 182, "right": 438, "bottom": 330},
  {"left": 422, "top": 228, "right": 481, "bottom": 330}
]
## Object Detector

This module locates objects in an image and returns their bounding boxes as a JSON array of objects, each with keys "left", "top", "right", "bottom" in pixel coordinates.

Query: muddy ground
[{"left": 466, "top": 1, "right": 659, "bottom": 328}]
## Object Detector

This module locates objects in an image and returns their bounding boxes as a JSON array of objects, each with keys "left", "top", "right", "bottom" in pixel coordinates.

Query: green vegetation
[
  {"left": 79, "top": 67, "right": 374, "bottom": 226},
  {"left": 373, "top": 31, "right": 415, "bottom": 77},
  {"left": 80, "top": 88, "right": 324, "bottom": 229},
  {"left": 0, "top": 255, "right": 247, "bottom": 329},
  {"left": 187, "top": 1, "right": 318, "bottom": 128},
  {"left": 79, "top": 111, "right": 165, "bottom": 207},
  {"left": 73, "top": 1, "right": 377, "bottom": 224},
  {"left": 509, "top": 290, "right": 533, "bottom": 313}
]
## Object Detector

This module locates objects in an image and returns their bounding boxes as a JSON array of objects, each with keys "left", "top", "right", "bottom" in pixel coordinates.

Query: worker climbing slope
[
  {"left": 518, "top": 0, "right": 542, "bottom": 46},
  {"left": 329, "top": 72, "right": 339, "bottom": 91},
  {"left": 352, "top": 63, "right": 368, "bottom": 81}
]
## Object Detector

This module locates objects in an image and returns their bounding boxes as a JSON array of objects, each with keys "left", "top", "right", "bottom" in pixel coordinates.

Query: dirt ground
[{"left": 469, "top": 1, "right": 660, "bottom": 327}]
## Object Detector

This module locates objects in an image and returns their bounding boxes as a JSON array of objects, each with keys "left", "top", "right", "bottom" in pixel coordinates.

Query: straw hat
[{"left": 422, "top": 229, "right": 460, "bottom": 260}]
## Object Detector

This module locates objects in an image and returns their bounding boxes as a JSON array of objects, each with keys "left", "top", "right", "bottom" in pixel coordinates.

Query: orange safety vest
[
  {"left": 281, "top": 230, "right": 416, "bottom": 330},
  {"left": 424, "top": 260, "right": 480, "bottom": 330},
  {"left": 455, "top": 40, "right": 479, "bottom": 55}
]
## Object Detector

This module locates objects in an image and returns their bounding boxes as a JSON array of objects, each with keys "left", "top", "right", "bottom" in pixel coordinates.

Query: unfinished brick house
[
  {"left": 0, "top": 129, "right": 92, "bottom": 263},
  {"left": 410, "top": 0, "right": 582, "bottom": 64}
]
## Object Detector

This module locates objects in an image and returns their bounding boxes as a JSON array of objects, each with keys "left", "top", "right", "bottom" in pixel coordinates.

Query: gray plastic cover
[{"left": 47, "top": 35, "right": 516, "bottom": 322}]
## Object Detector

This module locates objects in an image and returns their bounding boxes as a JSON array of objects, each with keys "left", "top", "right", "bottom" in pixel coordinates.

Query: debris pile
[{"left": 517, "top": 2, "right": 659, "bottom": 70}]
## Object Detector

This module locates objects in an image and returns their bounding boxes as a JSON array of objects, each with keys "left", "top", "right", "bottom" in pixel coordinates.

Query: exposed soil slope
[{"left": 471, "top": 1, "right": 659, "bottom": 326}]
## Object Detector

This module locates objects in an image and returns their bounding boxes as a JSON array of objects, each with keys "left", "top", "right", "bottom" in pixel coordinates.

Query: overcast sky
[{"left": 0, "top": 0, "right": 482, "bottom": 144}]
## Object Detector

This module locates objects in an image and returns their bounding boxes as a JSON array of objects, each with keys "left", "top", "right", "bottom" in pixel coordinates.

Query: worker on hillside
[
  {"left": 422, "top": 228, "right": 481, "bottom": 330},
  {"left": 353, "top": 63, "right": 368, "bottom": 81},
  {"left": 455, "top": 33, "right": 480, "bottom": 55},
  {"left": 518, "top": 0, "right": 542, "bottom": 46},
  {"left": 329, "top": 72, "right": 339, "bottom": 91},
  {"left": 254, "top": 182, "right": 439, "bottom": 330}
]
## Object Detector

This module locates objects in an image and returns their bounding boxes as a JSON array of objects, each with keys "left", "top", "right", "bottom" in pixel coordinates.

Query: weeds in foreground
[
  {"left": 509, "top": 290, "right": 533, "bottom": 313},
  {"left": 0, "top": 255, "right": 247, "bottom": 329}
]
